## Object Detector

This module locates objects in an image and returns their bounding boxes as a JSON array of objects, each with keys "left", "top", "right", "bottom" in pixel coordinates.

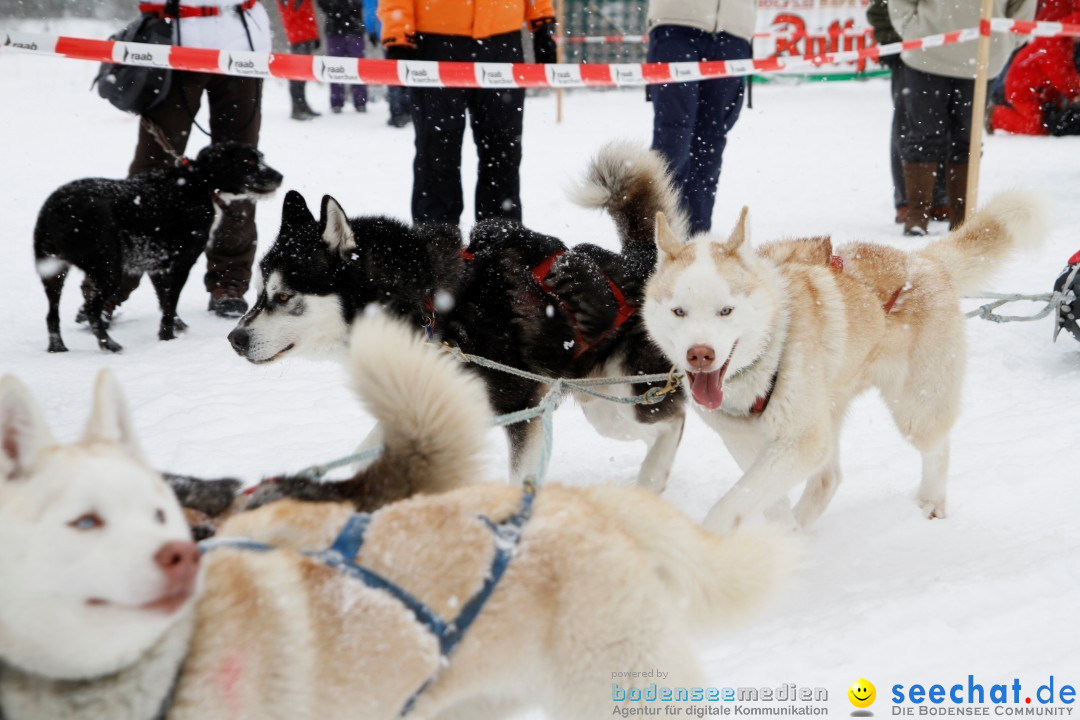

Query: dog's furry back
[
  {"left": 581, "top": 485, "right": 798, "bottom": 630},
  {"left": 571, "top": 141, "right": 689, "bottom": 274},
  {"left": 920, "top": 191, "right": 1048, "bottom": 294}
]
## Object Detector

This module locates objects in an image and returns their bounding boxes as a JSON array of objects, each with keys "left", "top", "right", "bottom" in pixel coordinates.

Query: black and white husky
[{"left": 228, "top": 143, "right": 687, "bottom": 488}]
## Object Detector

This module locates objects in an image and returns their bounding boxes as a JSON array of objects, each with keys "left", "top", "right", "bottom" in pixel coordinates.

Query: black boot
[
  {"left": 1044, "top": 100, "right": 1080, "bottom": 136},
  {"left": 290, "top": 82, "right": 320, "bottom": 121},
  {"left": 208, "top": 287, "right": 248, "bottom": 318},
  {"left": 288, "top": 42, "right": 320, "bottom": 121}
]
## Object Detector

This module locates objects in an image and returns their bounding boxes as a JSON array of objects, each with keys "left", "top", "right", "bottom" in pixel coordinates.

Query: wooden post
[
  {"left": 556, "top": 0, "right": 566, "bottom": 123},
  {"left": 965, "top": 0, "right": 995, "bottom": 221}
]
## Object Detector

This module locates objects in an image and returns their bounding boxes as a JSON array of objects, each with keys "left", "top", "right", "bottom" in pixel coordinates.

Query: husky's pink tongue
[{"left": 690, "top": 368, "right": 726, "bottom": 410}]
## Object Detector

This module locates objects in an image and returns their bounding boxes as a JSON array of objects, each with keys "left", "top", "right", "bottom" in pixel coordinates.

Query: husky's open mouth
[{"left": 686, "top": 342, "right": 738, "bottom": 411}]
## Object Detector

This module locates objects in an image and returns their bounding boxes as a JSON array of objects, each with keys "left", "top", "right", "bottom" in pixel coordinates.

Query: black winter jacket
[{"left": 318, "top": 0, "right": 364, "bottom": 36}]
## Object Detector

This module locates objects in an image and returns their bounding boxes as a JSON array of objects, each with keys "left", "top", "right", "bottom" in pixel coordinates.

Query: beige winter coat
[
  {"left": 888, "top": 0, "right": 1035, "bottom": 79},
  {"left": 647, "top": 0, "right": 758, "bottom": 43}
]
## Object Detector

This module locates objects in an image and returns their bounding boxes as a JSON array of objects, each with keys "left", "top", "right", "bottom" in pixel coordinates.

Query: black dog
[
  {"left": 34, "top": 141, "right": 283, "bottom": 353},
  {"left": 228, "top": 144, "right": 687, "bottom": 489}
]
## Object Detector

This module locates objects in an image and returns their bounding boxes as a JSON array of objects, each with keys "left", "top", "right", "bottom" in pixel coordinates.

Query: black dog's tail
[{"left": 569, "top": 141, "right": 689, "bottom": 271}]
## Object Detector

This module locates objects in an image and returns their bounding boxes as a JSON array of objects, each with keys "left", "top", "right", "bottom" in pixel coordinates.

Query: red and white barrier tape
[
  {"left": 1, "top": 20, "right": 1075, "bottom": 89},
  {"left": 988, "top": 17, "right": 1080, "bottom": 36}
]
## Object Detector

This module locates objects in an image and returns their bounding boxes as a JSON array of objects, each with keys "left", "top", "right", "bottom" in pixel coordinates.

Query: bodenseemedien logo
[{"left": 849, "top": 679, "right": 877, "bottom": 715}]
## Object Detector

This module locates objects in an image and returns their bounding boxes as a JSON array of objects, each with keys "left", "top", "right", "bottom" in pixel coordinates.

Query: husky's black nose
[{"left": 228, "top": 327, "right": 250, "bottom": 354}]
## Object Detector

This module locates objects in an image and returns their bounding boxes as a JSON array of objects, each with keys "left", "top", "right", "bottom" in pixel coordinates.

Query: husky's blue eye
[
  {"left": 69, "top": 513, "right": 104, "bottom": 531},
  {"left": 672, "top": 307, "right": 686, "bottom": 317},
  {"left": 718, "top": 306, "right": 734, "bottom": 317}
]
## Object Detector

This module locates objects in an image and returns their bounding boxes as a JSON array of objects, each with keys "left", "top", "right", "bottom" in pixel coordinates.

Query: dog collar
[
  {"left": 714, "top": 343, "right": 781, "bottom": 417},
  {"left": 210, "top": 190, "right": 229, "bottom": 211},
  {"left": 748, "top": 370, "right": 779, "bottom": 415}
]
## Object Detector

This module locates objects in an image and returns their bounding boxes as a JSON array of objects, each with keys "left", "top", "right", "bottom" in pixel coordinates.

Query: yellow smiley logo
[{"left": 848, "top": 679, "right": 876, "bottom": 708}]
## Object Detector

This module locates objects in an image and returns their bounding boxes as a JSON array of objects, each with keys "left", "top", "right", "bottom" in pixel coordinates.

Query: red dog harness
[
  {"left": 829, "top": 254, "right": 904, "bottom": 314},
  {"left": 531, "top": 251, "right": 637, "bottom": 359},
  {"left": 421, "top": 249, "right": 636, "bottom": 356}
]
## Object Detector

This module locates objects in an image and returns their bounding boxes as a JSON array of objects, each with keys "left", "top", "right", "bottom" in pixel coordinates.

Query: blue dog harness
[{"left": 198, "top": 484, "right": 536, "bottom": 717}]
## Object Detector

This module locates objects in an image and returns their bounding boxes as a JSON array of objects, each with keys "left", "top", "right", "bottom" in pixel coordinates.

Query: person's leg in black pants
[
  {"left": 888, "top": 58, "right": 908, "bottom": 215},
  {"left": 944, "top": 76, "right": 975, "bottom": 228},
  {"left": 889, "top": 59, "right": 948, "bottom": 224},
  {"left": 468, "top": 86, "right": 525, "bottom": 222},
  {"left": 900, "top": 65, "right": 951, "bottom": 235},
  {"left": 464, "top": 32, "right": 525, "bottom": 222},
  {"left": 410, "top": 83, "right": 469, "bottom": 224},
  {"left": 200, "top": 75, "right": 263, "bottom": 311}
]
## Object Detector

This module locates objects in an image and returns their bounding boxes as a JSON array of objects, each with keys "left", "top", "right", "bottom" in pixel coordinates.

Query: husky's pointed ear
[
  {"left": 0, "top": 376, "right": 54, "bottom": 480},
  {"left": 280, "top": 190, "right": 316, "bottom": 234},
  {"left": 716, "top": 206, "right": 750, "bottom": 256},
  {"left": 656, "top": 212, "right": 683, "bottom": 262},
  {"left": 83, "top": 370, "right": 145, "bottom": 462},
  {"left": 319, "top": 195, "right": 356, "bottom": 256}
]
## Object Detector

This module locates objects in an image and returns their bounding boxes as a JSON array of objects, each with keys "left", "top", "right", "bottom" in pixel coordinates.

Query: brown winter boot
[
  {"left": 902, "top": 163, "right": 937, "bottom": 236},
  {"left": 945, "top": 163, "right": 969, "bottom": 230}
]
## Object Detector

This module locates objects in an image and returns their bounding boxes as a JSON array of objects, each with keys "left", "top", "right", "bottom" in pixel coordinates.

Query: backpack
[{"left": 93, "top": 1, "right": 179, "bottom": 115}]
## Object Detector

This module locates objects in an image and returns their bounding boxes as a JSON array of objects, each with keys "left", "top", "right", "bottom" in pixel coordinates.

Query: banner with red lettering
[{"left": 754, "top": 0, "right": 878, "bottom": 75}]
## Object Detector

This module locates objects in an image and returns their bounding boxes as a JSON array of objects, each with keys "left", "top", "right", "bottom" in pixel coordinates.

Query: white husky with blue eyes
[
  {"left": 642, "top": 192, "right": 1047, "bottom": 534},
  {"left": 0, "top": 370, "right": 198, "bottom": 717}
]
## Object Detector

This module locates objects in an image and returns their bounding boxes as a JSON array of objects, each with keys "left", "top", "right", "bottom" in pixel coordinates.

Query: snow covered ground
[{"left": 1, "top": 18, "right": 1079, "bottom": 717}]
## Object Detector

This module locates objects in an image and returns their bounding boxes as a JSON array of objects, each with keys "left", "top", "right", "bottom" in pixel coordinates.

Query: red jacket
[
  {"left": 1036, "top": 0, "right": 1080, "bottom": 20},
  {"left": 991, "top": 10, "right": 1080, "bottom": 133},
  {"left": 1007, "top": 11, "right": 1080, "bottom": 101},
  {"left": 277, "top": 0, "right": 320, "bottom": 45}
]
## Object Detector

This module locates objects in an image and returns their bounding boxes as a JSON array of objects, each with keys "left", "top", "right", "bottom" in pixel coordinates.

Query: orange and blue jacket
[{"left": 377, "top": 0, "right": 555, "bottom": 47}]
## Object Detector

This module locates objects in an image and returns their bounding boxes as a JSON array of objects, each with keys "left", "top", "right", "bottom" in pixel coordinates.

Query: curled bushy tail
[
  {"left": 569, "top": 141, "right": 689, "bottom": 270},
  {"left": 585, "top": 486, "right": 799, "bottom": 631},
  {"left": 920, "top": 191, "right": 1049, "bottom": 295},
  {"left": 349, "top": 313, "right": 492, "bottom": 495}
]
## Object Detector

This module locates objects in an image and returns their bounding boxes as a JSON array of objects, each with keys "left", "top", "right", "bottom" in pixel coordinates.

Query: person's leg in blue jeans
[
  {"left": 680, "top": 32, "right": 748, "bottom": 235},
  {"left": 649, "top": 26, "right": 702, "bottom": 231},
  {"left": 326, "top": 34, "right": 347, "bottom": 111},
  {"left": 344, "top": 33, "right": 368, "bottom": 110},
  {"left": 649, "top": 26, "right": 749, "bottom": 234}
]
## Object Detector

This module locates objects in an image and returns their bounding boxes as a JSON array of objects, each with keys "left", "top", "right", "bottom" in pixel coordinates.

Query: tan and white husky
[
  {"left": 0, "top": 315, "right": 794, "bottom": 720},
  {"left": 637, "top": 176, "right": 1046, "bottom": 533}
]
